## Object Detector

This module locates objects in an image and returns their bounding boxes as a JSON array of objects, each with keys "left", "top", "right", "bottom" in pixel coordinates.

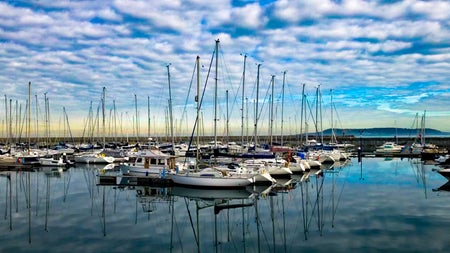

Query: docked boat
[
  {"left": 374, "top": 142, "right": 404, "bottom": 156},
  {"left": 120, "top": 149, "right": 186, "bottom": 177},
  {"left": 216, "top": 163, "right": 276, "bottom": 184},
  {"left": 39, "top": 153, "right": 73, "bottom": 167},
  {"left": 74, "top": 151, "right": 115, "bottom": 164},
  {"left": 170, "top": 167, "right": 255, "bottom": 188},
  {"left": 241, "top": 158, "right": 293, "bottom": 177}
]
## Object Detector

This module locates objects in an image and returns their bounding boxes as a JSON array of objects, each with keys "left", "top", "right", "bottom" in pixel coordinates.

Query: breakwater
[{"left": 1, "top": 135, "right": 449, "bottom": 153}]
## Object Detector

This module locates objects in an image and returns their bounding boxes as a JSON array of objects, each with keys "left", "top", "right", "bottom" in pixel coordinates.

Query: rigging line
[
  {"left": 255, "top": 76, "right": 273, "bottom": 130},
  {"left": 305, "top": 96, "right": 318, "bottom": 137},
  {"left": 332, "top": 102, "right": 346, "bottom": 137},
  {"left": 179, "top": 61, "right": 197, "bottom": 136},
  {"left": 218, "top": 50, "right": 241, "bottom": 121},
  {"left": 183, "top": 50, "right": 215, "bottom": 166}
]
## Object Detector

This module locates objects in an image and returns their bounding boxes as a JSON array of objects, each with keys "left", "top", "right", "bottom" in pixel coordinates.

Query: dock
[{"left": 0, "top": 158, "right": 35, "bottom": 171}]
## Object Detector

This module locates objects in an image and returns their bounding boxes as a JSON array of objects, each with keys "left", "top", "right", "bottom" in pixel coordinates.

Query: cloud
[{"left": 0, "top": 0, "right": 448, "bottom": 135}]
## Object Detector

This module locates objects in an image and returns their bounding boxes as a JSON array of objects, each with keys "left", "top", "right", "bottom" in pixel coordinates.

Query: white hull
[
  {"left": 267, "top": 166, "right": 292, "bottom": 176},
  {"left": 170, "top": 169, "right": 254, "bottom": 188},
  {"left": 39, "top": 158, "right": 67, "bottom": 167},
  {"left": 75, "top": 154, "right": 114, "bottom": 164}
]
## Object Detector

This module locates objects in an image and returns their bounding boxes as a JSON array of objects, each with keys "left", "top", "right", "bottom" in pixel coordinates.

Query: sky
[{"left": 0, "top": 0, "right": 449, "bottom": 140}]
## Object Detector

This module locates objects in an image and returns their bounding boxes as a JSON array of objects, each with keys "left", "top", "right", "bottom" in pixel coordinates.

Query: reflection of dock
[{"left": 0, "top": 158, "right": 34, "bottom": 171}]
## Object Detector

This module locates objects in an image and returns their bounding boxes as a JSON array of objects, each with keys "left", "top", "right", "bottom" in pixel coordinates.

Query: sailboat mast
[
  {"left": 315, "top": 86, "right": 319, "bottom": 141},
  {"left": 241, "top": 54, "right": 247, "bottom": 147},
  {"left": 281, "top": 71, "right": 286, "bottom": 146},
  {"left": 330, "top": 89, "right": 334, "bottom": 143},
  {"left": 113, "top": 99, "right": 117, "bottom": 142},
  {"left": 255, "top": 63, "right": 261, "bottom": 148},
  {"left": 102, "top": 87, "right": 106, "bottom": 149},
  {"left": 214, "top": 39, "right": 219, "bottom": 148},
  {"left": 269, "top": 75, "right": 275, "bottom": 147},
  {"left": 134, "top": 94, "right": 139, "bottom": 143},
  {"left": 422, "top": 110, "right": 426, "bottom": 145},
  {"left": 196, "top": 56, "right": 200, "bottom": 166},
  {"left": 147, "top": 96, "right": 150, "bottom": 139},
  {"left": 4, "top": 95, "right": 8, "bottom": 146},
  {"left": 43, "top": 93, "right": 48, "bottom": 148},
  {"left": 166, "top": 64, "right": 175, "bottom": 153},
  {"left": 35, "top": 94, "right": 39, "bottom": 147},
  {"left": 27, "top": 81, "right": 31, "bottom": 153},
  {"left": 226, "top": 90, "right": 229, "bottom": 145}
]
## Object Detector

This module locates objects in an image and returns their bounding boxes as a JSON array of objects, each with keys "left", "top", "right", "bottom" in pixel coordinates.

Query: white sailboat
[
  {"left": 74, "top": 87, "right": 115, "bottom": 164},
  {"left": 170, "top": 51, "right": 255, "bottom": 188}
]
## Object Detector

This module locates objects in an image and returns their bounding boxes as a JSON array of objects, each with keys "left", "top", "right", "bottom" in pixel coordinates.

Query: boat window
[
  {"left": 151, "top": 158, "right": 157, "bottom": 165},
  {"left": 158, "top": 159, "right": 165, "bottom": 165}
]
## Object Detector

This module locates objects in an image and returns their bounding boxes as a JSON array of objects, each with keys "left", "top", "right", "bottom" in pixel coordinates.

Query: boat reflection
[
  {"left": 433, "top": 181, "right": 450, "bottom": 192},
  {"left": 170, "top": 186, "right": 255, "bottom": 253},
  {"left": 0, "top": 161, "right": 348, "bottom": 251}
]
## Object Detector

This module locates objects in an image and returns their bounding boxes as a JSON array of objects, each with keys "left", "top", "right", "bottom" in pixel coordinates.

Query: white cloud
[
  {"left": 98, "top": 8, "right": 122, "bottom": 21},
  {"left": 0, "top": 0, "right": 448, "bottom": 134},
  {"left": 231, "top": 3, "right": 266, "bottom": 29}
]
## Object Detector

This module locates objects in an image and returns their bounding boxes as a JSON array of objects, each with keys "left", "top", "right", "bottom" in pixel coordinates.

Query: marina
[
  {"left": 0, "top": 2, "right": 449, "bottom": 253},
  {"left": 1, "top": 157, "right": 450, "bottom": 252}
]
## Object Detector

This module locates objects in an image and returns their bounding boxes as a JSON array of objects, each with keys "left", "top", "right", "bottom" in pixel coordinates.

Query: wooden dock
[{"left": 0, "top": 157, "right": 35, "bottom": 171}]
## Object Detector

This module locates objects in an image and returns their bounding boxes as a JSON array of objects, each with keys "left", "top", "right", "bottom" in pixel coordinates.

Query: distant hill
[{"left": 320, "top": 128, "right": 450, "bottom": 137}]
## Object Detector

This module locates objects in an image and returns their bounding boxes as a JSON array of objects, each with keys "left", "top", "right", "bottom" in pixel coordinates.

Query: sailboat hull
[{"left": 170, "top": 174, "right": 253, "bottom": 188}]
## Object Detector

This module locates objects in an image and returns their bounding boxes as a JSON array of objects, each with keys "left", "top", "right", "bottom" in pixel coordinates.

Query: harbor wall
[{"left": 1, "top": 135, "right": 449, "bottom": 153}]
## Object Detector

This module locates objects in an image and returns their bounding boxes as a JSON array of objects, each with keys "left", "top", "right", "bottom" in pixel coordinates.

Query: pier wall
[{"left": 1, "top": 136, "right": 449, "bottom": 153}]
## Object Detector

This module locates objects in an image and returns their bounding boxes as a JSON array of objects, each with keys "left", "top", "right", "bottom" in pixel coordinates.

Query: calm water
[{"left": 1, "top": 157, "right": 449, "bottom": 253}]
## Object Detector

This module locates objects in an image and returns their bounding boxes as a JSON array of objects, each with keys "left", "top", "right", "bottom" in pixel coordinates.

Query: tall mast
[
  {"left": 134, "top": 94, "right": 139, "bottom": 143},
  {"left": 113, "top": 99, "right": 117, "bottom": 142},
  {"left": 226, "top": 90, "right": 229, "bottom": 145},
  {"left": 300, "top": 83, "right": 305, "bottom": 145},
  {"left": 35, "top": 94, "right": 39, "bottom": 147},
  {"left": 422, "top": 110, "right": 426, "bottom": 145},
  {"left": 214, "top": 39, "right": 219, "bottom": 148},
  {"left": 147, "top": 96, "right": 150, "bottom": 139},
  {"left": 27, "top": 81, "right": 31, "bottom": 153},
  {"left": 269, "top": 75, "right": 275, "bottom": 147},
  {"left": 330, "top": 89, "right": 334, "bottom": 144},
  {"left": 241, "top": 54, "right": 247, "bottom": 146},
  {"left": 4, "top": 95, "right": 7, "bottom": 145},
  {"left": 281, "top": 71, "right": 286, "bottom": 146},
  {"left": 196, "top": 56, "right": 200, "bottom": 167},
  {"left": 102, "top": 87, "right": 106, "bottom": 149},
  {"left": 315, "top": 85, "right": 319, "bottom": 140},
  {"left": 166, "top": 63, "right": 175, "bottom": 153},
  {"left": 255, "top": 63, "right": 261, "bottom": 148},
  {"left": 44, "top": 92, "right": 48, "bottom": 148}
]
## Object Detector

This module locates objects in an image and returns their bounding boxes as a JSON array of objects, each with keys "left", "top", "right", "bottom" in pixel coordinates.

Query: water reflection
[{"left": 1, "top": 159, "right": 450, "bottom": 253}]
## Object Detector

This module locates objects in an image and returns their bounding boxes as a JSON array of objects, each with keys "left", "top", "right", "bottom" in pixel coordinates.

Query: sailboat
[
  {"left": 170, "top": 51, "right": 255, "bottom": 188},
  {"left": 74, "top": 87, "right": 115, "bottom": 164},
  {"left": 410, "top": 111, "right": 447, "bottom": 160}
]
